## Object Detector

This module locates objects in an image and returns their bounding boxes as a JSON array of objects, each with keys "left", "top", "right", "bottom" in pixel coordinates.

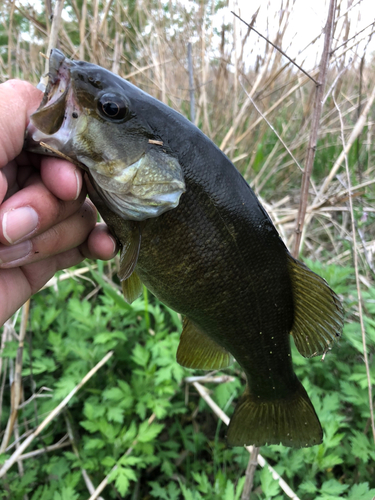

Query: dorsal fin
[
  {"left": 287, "top": 254, "right": 344, "bottom": 358},
  {"left": 176, "top": 318, "right": 233, "bottom": 370},
  {"left": 118, "top": 223, "right": 142, "bottom": 282},
  {"left": 122, "top": 272, "right": 143, "bottom": 304}
]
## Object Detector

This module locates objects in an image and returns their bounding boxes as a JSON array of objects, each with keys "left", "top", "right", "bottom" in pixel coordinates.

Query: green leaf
[
  {"left": 224, "top": 480, "right": 235, "bottom": 500},
  {"left": 149, "top": 481, "right": 181, "bottom": 500},
  {"left": 299, "top": 480, "right": 317, "bottom": 494},
  {"left": 132, "top": 344, "right": 150, "bottom": 367},
  {"left": 107, "top": 406, "right": 124, "bottom": 423},
  {"left": 23, "top": 357, "right": 56, "bottom": 376},
  {"left": 101, "top": 456, "right": 116, "bottom": 468},
  {"left": 0, "top": 341, "right": 18, "bottom": 359},
  {"left": 108, "top": 466, "right": 137, "bottom": 496},
  {"left": 320, "top": 479, "right": 349, "bottom": 496},
  {"left": 103, "top": 387, "right": 125, "bottom": 401},
  {"left": 234, "top": 477, "right": 245, "bottom": 500},
  {"left": 149, "top": 481, "right": 171, "bottom": 500},
  {"left": 137, "top": 421, "right": 164, "bottom": 443},
  {"left": 53, "top": 487, "right": 79, "bottom": 500},
  {"left": 260, "top": 466, "right": 281, "bottom": 497},
  {"left": 347, "top": 483, "right": 375, "bottom": 500},
  {"left": 350, "top": 431, "right": 375, "bottom": 462},
  {"left": 84, "top": 438, "right": 106, "bottom": 450}
]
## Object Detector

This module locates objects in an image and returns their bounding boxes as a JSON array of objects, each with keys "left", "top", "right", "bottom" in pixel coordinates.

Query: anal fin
[
  {"left": 176, "top": 318, "right": 233, "bottom": 370},
  {"left": 122, "top": 272, "right": 143, "bottom": 304},
  {"left": 287, "top": 254, "right": 344, "bottom": 358}
]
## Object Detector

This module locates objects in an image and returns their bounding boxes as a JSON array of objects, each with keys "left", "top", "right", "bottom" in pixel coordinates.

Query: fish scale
[{"left": 25, "top": 49, "right": 344, "bottom": 448}]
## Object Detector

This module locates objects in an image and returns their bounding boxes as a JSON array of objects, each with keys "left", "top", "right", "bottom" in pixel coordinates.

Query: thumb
[{"left": 0, "top": 80, "right": 43, "bottom": 167}]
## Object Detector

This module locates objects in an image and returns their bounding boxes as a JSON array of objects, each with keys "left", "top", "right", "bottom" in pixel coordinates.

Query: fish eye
[{"left": 98, "top": 93, "right": 129, "bottom": 120}]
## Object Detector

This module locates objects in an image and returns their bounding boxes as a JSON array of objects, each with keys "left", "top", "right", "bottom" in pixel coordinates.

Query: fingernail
[
  {"left": 74, "top": 169, "right": 81, "bottom": 200},
  {"left": 109, "top": 235, "right": 118, "bottom": 256},
  {"left": 0, "top": 240, "right": 32, "bottom": 265},
  {"left": 3, "top": 207, "right": 39, "bottom": 244}
]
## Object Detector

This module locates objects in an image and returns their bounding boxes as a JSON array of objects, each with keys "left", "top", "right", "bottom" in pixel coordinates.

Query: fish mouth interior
[
  {"left": 28, "top": 51, "right": 82, "bottom": 150},
  {"left": 39, "top": 50, "right": 72, "bottom": 110}
]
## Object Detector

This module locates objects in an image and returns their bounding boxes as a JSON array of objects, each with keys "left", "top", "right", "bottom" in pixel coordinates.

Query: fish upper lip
[{"left": 40, "top": 50, "right": 73, "bottom": 110}]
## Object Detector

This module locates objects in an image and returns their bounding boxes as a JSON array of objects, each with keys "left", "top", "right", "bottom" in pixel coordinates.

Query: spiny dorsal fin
[
  {"left": 118, "top": 223, "right": 142, "bottom": 282},
  {"left": 176, "top": 318, "right": 233, "bottom": 370},
  {"left": 287, "top": 254, "right": 344, "bottom": 358},
  {"left": 122, "top": 272, "right": 143, "bottom": 304}
]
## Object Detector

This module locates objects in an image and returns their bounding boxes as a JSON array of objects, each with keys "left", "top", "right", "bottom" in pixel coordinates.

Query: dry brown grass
[{"left": 3, "top": 0, "right": 373, "bottom": 263}]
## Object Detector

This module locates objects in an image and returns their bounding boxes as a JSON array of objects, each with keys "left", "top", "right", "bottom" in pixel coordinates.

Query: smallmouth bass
[{"left": 26, "top": 50, "right": 344, "bottom": 448}]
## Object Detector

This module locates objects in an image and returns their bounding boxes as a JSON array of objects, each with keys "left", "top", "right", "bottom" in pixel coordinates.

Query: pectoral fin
[
  {"left": 287, "top": 254, "right": 344, "bottom": 358},
  {"left": 118, "top": 223, "right": 141, "bottom": 281},
  {"left": 177, "top": 318, "right": 233, "bottom": 370},
  {"left": 122, "top": 272, "right": 143, "bottom": 304}
]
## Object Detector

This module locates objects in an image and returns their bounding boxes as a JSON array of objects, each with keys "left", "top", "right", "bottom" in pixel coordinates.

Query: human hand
[{"left": 0, "top": 80, "right": 117, "bottom": 326}]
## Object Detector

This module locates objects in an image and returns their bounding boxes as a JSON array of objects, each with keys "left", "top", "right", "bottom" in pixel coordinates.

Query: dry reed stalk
[
  {"left": 187, "top": 42, "right": 195, "bottom": 122},
  {"left": 91, "top": 0, "right": 99, "bottom": 62},
  {"left": 234, "top": 70, "right": 319, "bottom": 148},
  {"left": 317, "top": 83, "right": 375, "bottom": 199},
  {"left": 43, "top": 0, "right": 64, "bottom": 74},
  {"left": 112, "top": 31, "right": 124, "bottom": 75},
  {"left": 17, "top": 439, "right": 70, "bottom": 461},
  {"left": 0, "top": 300, "right": 30, "bottom": 453},
  {"left": 334, "top": 95, "right": 375, "bottom": 443},
  {"left": 292, "top": 0, "right": 336, "bottom": 258},
  {"left": 99, "top": 0, "right": 115, "bottom": 34},
  {"left": 184, "top": 374, "right": 235, "bottom": 384},
  {"left": 241, "top": 81, "right": 303, "bottom": 172},
  {"left": 0, "top": 319, "right": 17, "bottom": 431},
  {"left": 298, "top": 82, "right": 375, "bottom": 249},
  {"left": 200, "top": 12, "right": 211, "bottom": 137},
  {"left": 192, "top": 382, "right": 300, "bottom": 500},
  {"left": 79, "top": 0, "right": 87, "bottom": 60},
  {"left": 230, "top": 5, "right": 238, "bottom": 160},
  {"left": 41, "top": 265, "right": 98, "bottom": 291},
  {"left": 13, "top": 414, "right": 25, "bottom": 495},
  {"left": 241, "top": 446, "right": 259, "bottom": 500},
  {"left": 220, "top": 48, "right": 273, "bottom": 152},
  {"left": 331, "top": 28, "right": 375, "bottom": 64},
  {"left": 0, "top": 351, "right": 114, "bottom": 478},
  {"left": 332, "top": 21, "right": 375, "bottom": 55},
  {"left": 7, "top": 0, "right": 16, "bottom": 79}
]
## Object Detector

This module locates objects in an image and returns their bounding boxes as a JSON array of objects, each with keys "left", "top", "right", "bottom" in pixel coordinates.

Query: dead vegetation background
[
  {"left": 2, "top": 0, "right": 374, "bottom": 259},
  {"left": 0, "top": 0, "right": 375, "bottom": 498}
]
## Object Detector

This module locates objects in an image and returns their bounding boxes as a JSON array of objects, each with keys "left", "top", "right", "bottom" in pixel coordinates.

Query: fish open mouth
[{"left": 25, "top": 50, "right": 82, "bottom": 156}]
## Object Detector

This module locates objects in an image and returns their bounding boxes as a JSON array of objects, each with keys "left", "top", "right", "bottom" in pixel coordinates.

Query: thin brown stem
[
  {"left": 241, "top": 447, "right": 260, "bottom": 499},
  {"left": 334, "top": 96, "right": 375, "bottom": 443},
  {"left": 0, "top": 301, "right": 30, "bottom": 453},
  {"left": 292, "top": 0, "right": 336, "bottom": 257},
  {"left": 231, "top": 11, "right": 319, "bottom": 85}
]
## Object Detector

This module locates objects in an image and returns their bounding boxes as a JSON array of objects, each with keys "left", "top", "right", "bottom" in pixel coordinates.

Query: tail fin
[{"left": 227, "top": 380, "right": 322, "bottom": 448}]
